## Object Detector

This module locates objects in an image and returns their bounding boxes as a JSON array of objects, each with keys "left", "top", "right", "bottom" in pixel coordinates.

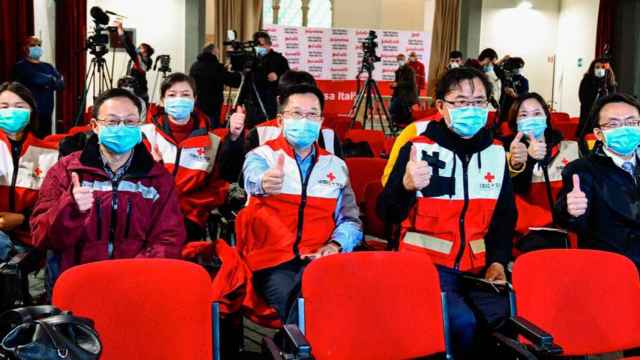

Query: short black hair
[
  {"left": 278, "top": 84, "right": 325, "bottom": 112},
  {"left": 160, "top": 72, "right": 197, "bottom": 98},
  {"left": 478, "top": 48, "right": 498, "bottom": 62},
  {"left": 449, "top": 50, "right": 463, "bottom": 59},
  {"left": 278, "top": 70, "right": 317, "bottom": 93},
  {"left": 92, "top": 88, "right": 142, "bottom": 119},
  {"left": 589, "top": 93, "right": 640, "bottom": 131},
  {"left": 140, "top": 43, "right": 155, "bottom": 57},
  {"left": 435, "top": 67, "right": 493, "bottom": 101},
  {"left": 0, "top": 81, "right": 38, "bottom": 127},
  {"left": 253, "top": 31, "right": 272, "bottom": 45}
]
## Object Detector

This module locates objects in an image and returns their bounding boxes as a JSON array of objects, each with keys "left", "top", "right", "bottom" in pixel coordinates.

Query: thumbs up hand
[
  {"left": 71, "top": 172, "right": 94, "bottom": 212},
  {"left": 527, "top": 132, "right": 547, "bottom": 161},
  {"left": 261, "top": 154, "right": 285, "bottom": 195},
  {"left": 567, "top": 174, "right": 588, "bottom": 217},
  {"left": 403, "top": 145, "right": 432, "bottom": 192},
  {"left": 229, "top": 105, "right": 245, "bottom": 141},
  {"left": 509, "top": 132, "right": 528, "bottom": 168}
]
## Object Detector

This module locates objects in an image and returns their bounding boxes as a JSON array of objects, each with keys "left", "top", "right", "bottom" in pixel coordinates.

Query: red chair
[
  {"left": 383, "top": 136, "right": 396, "bottom": 157},
  {"left": 344, "top": 158, "right": 387, "bottom": 205},
  {"left": 52, "top": 259, "right": 216, "bottom": 360},
  {"left": 344, "top": 129, "right": 386, "bottom": 157},
  {"left": 508, "top": 249, "right": 640, "bottom": 357},
  {"left": 362, "top": 181, "right": 392, "bottom": 250},
  {"left": 212, "top": 128, "right": 229, "bottom": 139},
  {"left": 264, "top": 252, "right": 451, "bottom": 359}
]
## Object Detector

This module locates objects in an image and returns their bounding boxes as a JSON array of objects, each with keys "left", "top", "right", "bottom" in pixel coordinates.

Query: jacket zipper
[
  {"left": 172, "top": 148, "right": 182, "bottom": 177},
  {"left": 8, "top": 145, "right": 20, "bottom": 212},
  {"left": 109, "top": 179, "right": 120, "bottom": 259},
  {"left": 454, "top": 155, "right": 470, "bottom": 270},
  {"left": 292, "top": 160, "right": 316, "bottom": 257},
  {"left": 124, "top": 199, "right": 132, "bottom": 238},
  {"left": 95, "top": 198, "right": 102, "bottom": 240}
]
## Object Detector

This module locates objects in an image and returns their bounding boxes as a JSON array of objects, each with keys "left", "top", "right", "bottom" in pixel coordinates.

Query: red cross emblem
[
  {"left": 484, "top": 172, "right": 495, "bottom": 183},
  {"left": 33, "top": 167, "right": 42, "bottom": 177},
  {"left": 561, "top": 158, "right": 569, "bottom": 166},
  {"left": 196, "top": 147, "right": 207, "bottom": 156},
  {"left": 327, "top": 172, "right": 336, "bottom": 182}
]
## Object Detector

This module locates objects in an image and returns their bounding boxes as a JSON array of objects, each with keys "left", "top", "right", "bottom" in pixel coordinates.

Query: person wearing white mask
[
  {"left": 12, "top": 36, "right": 64, "bottom": 138},
  {"left": 577, "top": 58, "right": 617, "bottom": 139},
  {"left": 390, "top": 54, "right": 419, "bottom": 127},
  {"left": 141, "top": 73, "right": 245, "bottom": 242},
  {"left": 448, "top": 50, "right": 464, "bottom": 69}
]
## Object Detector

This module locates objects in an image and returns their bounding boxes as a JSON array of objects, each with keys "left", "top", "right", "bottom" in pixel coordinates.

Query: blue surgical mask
[
  {"left": 28, "top": 46, "right": 43, "bottom": 60},
  {"left": 0, "top": 108, "right": 30, "bottom": 134},
  {"left": 98, "top": 125, "right": 142, "bottom": 154},
  {"left": 517, "top": 116, "right": 547, "bottom": 140},
  {"left": 283, "top": 118, "right": 321, "bottom": 149},
  {"left": 164, "top": 97, "right": 194, "bottom": 122},
  {"left": 256, "top": 46, "right": 268, "bottom": 57},
  {"left": 448, "top": 106, "right": 488, "bottom": 138},
  {"left": 602, "top": 126, "right": 640, "bottom": 157},
  {"left": 483, "top": 64, "right": 494, "bottom": 73}
]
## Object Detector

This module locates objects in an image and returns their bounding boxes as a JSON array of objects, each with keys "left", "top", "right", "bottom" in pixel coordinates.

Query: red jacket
[
  {"left": 142, "top": 111, "right": 229, "bottom": 228},
  {"left": 0, "top": 132, "right": 58, "bottom": 245},
  {"left": 30, "top": 136, "right": 186, "bottom": 273},
  {"left": 407, "top": 60, "right": 426, "bottom": 92}
]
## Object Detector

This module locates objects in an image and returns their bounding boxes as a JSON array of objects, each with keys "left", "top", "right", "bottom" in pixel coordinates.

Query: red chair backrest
[
  {"left": 344, "top": 157, "right": 387, "bottom": 205},
  {"left": 52, "top": 259, "right": 213, "bottom": 360},
  {"left": 212, "top": 128, "right": 229, "bottom": 139},
  {"left": 513, "top": 249, "right": 640, "bottom": 355},
  {"left": 302, "top": 252, "right": 446, "bottom": 360},
  {"left": 363, "top": 181, "right": 386, "bottom": 249},
  {"left": 345, "top": 129, "right": 386, "bottom": 157}
]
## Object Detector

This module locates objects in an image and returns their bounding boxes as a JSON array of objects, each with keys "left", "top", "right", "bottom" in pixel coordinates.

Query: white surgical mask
[{"left": 595, "top": 68, "right": 606, "bottom": 78}]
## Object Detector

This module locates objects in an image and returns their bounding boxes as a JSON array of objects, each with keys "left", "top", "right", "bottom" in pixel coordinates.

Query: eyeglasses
[
  {"left": 442, "top": 99, "right": 489, "bottom": 108},
  {"left": 96, "top": 117, "right": 141, "bottom": 127},
  {"left": 281, "top": 110, "right": 323, "bottom": 122},
  {"left": 599, "top": 118, "right": 640, "bottom": 129}
]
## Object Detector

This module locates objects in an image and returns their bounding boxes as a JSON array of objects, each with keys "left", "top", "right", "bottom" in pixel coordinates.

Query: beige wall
[{"left": 333, "top": 0, "right": 427, "bottom": 31}]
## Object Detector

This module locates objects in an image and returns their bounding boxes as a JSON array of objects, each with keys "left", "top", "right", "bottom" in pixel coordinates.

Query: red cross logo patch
[
  {"left": 561, "top": 158, "right": 569, "bottom": 166},
  {"left": 196, "top": 147, "right": 207, "bottom": 156},
  {"left": 327, "top": 172, "right": 336, "bottom": 182},
  {"left": 33, "top": 167, "right": 42, "bottom": 177},
  {"left": 484, "top": 172, "right": 495, "bottom": 183}
]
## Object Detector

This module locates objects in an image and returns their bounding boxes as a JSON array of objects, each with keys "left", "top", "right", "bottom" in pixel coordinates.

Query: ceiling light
[{"left": 517, "top": 1, "right": 533, "bottom": 9}]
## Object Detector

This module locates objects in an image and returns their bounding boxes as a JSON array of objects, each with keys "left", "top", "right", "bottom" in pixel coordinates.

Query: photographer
[
  {"left": 114, "top": 20, "right": 154, "bottom": 104},
  {"left": 189, "top": 43, "right": 240, "bottom": 128},
  {"left": 499, "top": 57, "right": 529, "bottom": 120},
  {"left": 248, "top": 31, "right": 290, "bottom": 127}
]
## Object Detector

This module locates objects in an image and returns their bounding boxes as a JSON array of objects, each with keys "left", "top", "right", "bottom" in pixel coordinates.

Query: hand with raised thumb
[
  {"left": 527, "top": 132, "right": 547, "bottom": 161},
  {"left": 229, "top": 105, "right": 245, "bottom": 141},
  {"left": 567, "top": 174, "right": 588, "bottom": 217},
  {"left": 509, "top": 132, "right": 528, "bottom": 169},
  {"left": 261, "top": 154, "right": 285, "bottom": 195},
  {"left": 71, "top": 172, "right": 94, "bottom": 213},
  {"left": 403, "top": 145, "right": 432, "bottom": 192}
]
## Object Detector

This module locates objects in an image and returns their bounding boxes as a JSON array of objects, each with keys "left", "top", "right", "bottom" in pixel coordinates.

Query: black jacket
[
  {"left": 189, "top": 53, "right": 240, "bottom": 127},
  {"left": 377, "top": 121, "right": 516, "bottom": 267},
  {"left": 392, "top": 65, "right": 418, "bottom": 104},
  {"left": 252, "top": 50, "right": 290, "bottom": 121},
  {"left": 555, "top": 142, "right": 640, "bottom": 270},
  {"left": 121, "top": 33, "right": 152, "bottom": 101},
  {"left": 577, "top": 74, "right": 616, "bottom": 137}
]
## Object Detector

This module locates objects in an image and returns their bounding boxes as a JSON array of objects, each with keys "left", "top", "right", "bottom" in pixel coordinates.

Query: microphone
[{"left": 105, "top": 10, "right": 127, "bottom": 18}]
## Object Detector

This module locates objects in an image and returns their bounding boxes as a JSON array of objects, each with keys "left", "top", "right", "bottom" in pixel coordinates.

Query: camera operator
[
  {"left": 249, "top": 31, "right": 290, "bottom": 127},
  {"left": 189, "top": 43, "right": 240, "bottom": 128},
  {"left": 577, "top": 58, "right": 617, "bottom": 138},
  {"left": 114, "top": 20, "right": 154, "bottom": 104},
  {"left": 499, "top": 57, "right": 529, "bottom": 120}
]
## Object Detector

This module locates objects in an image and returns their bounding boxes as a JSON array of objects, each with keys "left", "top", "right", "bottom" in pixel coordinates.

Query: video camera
[
  {"left": 87, "top": 6, "right": 118, "bottom": 58},
  {"left": 500, "top": 57, "right": 525, "bottom": 87},
  {"left": 361, "top": 30, "right": 381, "bottom": 73},
  {"left": 153, "top": 55, "right": 172, "bottom": 74},
  {"left": 223, "top": 30, "right": 259, "bottom": 73}
]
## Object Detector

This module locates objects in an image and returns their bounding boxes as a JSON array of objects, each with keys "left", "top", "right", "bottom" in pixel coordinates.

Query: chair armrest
[
  {"left": 507, "top": 316, "right": 563, "bottom": 355},
  {"left": 492, "top": 331, "right": 538, "bottom": 360},
  {"left": 283, "top": 324, "right": 312, "bottom": 359}
]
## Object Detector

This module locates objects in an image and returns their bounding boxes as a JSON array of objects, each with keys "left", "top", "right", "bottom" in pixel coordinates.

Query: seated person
[
  {"left": 377, "top": 67, "right": 515, "bottom": 358},
  {"left": 142, "top": 72, "right": 242, "bottom": 241},
  {"left": 240, "top": 84, "right": 362, "bottom": 324},
  {"left": 555, "top": 93, "right": 640, "bottom": 270},
  {"left": 0, "top": 82, "right": 59, "bottom": 260},
  {"left": 30, "top": 88, "right": 186, "bottom": 277},
  {"left": 504, "top": 93, "right": 579, "bottom": 246}
]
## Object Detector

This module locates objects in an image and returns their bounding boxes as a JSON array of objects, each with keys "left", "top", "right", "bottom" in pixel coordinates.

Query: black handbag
[{"left": 0, "top": 306, "right": 101, "bottom": 360}]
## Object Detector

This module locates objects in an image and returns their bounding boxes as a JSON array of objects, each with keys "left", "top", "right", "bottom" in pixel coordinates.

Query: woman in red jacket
[
  {"left": 0, "top": 82, "right": 58, "bottom": 260},
  {"left": 142, "top": 73, "right": 244, "bottom": 241}
]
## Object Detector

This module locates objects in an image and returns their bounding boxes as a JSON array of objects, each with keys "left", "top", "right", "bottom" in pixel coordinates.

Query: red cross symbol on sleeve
[
  {"left": 33, "top": 167, "right": 42, "bottom": 177},
  {"left": 484, "top": 172, "right": 495, "bottom": 183},
  {"left": 327, "top": 172, "right": 336, "bottom": 182},
  {"left": 196, "top": 148, "right": 207, "bottom": 156},
  {"left": 561, "top": 158, "right": 569, "bottom": 166}
]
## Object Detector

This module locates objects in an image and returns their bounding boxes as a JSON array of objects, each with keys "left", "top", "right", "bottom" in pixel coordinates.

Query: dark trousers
[
  {"left": 438, "top": 266, "right": 510, "bottom": 359},
  {"left": 389, "top": 96, "right": 413, "bottom": 126},
  {"left": 253, "top": 258, "right": 308, "bottom": 325}
]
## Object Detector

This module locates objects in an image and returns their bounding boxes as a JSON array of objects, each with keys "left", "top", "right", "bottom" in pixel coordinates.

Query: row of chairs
[{"left": 50, "top": 249, "right": 640, "bottom": 359}]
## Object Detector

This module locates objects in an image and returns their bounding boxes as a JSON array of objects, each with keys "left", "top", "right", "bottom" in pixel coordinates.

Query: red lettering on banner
[
  {"left": 330, "top": 67, "right": 348, "bottom": 72},
  {"left": 411, "top": 32, "right": 421, "bottom": 37},
  {"left": 329, "top": 38, "right": 349, "bottom": 42},
  {"left": 332, "top": 52, "right": 347, "bottom": 57},
  {"left": 308, "top": 59, "right": 323, "bottom": 64},
  {"left": 308, "top": 44, "right": 322, "bottom": 49},
  {"left": 305, "top": 29, "right": 323, "bottom": 34},
  {"left": 285, "top": 36, "right": 298, "bottom": 41},
  {"left": 382, "top": 39, "right": 399, "bottom": 44}
]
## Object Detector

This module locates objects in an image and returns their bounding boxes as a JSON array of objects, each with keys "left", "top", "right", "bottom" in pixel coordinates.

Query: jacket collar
[
  {"left": 79, "top": 134, "right": 155, "bottom": 179},
  {"left": 152, "top": 111, "right": 210, "bottom": 144}
]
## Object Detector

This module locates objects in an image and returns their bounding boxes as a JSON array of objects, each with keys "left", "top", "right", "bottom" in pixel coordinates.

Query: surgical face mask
[
  {"left": 449, "top": 62, "right": 460, "bottom": 69},
  {"left": 515, "top": 68, "right": 523, "bottom": 75},
  {"left": 398, "top": 60, "right": 405, "bottom": 66},
  {"left": 517, "top": 116, "right": 547, "bottom": 140},
  {"left": 283, "top": 118, "right": 321, "bottom": 150},
  {"left": 98, "top": 125, "right": 142, "bottom": 154},
  {"left": 602, "top": 126, "right": 640, "bottom": 157},
  {"left": 28, "top": 46, "right": 43, "bottom": 60},
  {"left": 483, "top": 64, "right": 494, "bottom": 73},
  {"left": 595, "top": 68, "right": 606, "bottom": 78},
  {"left": 164, "top": 97, "right": 195, "bottom": 123},
  {"left": 448, "top": 106, "right": 488, "bottom": 138},
  {"left": 256, "top": 46, "right": 269, "bottom": 57},
  {"left": 0, "top": 108, "right": 30, "bottom": 134}
]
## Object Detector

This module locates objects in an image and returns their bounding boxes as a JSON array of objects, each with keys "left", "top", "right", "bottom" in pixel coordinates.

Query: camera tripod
[
  {"left": 225, "top": 71, "right": 268, "bottom": 128},
  {"left": 75, "top": 55, "right": 113, "bottom": 126},
  {"left": 349, "top": 64, "right": 391, "bottom": 134}
]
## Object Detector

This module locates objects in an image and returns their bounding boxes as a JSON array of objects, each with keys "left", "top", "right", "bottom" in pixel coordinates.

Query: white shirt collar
[{"left": 603, "top": 146, "right": 637, "bottom": 169}]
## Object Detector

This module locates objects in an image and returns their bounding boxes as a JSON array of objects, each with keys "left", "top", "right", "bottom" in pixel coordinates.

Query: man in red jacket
[
  {"left": 407, "top": 51, "right": 426, "bottom": 96},
  {"left": 31, "top": 88, "right": 186, "bottom": 277}
]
